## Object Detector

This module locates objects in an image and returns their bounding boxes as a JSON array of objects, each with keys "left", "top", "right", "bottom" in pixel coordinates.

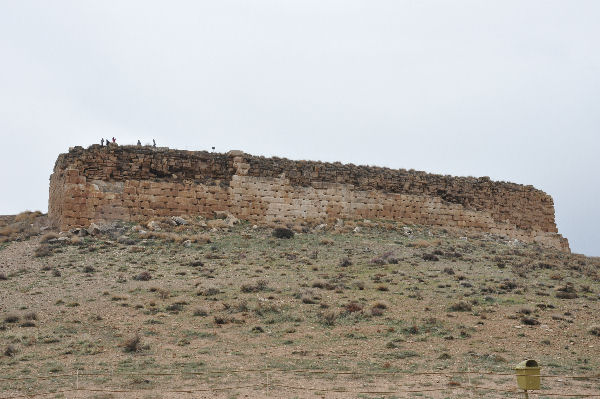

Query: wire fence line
[{"left": 1, "top": 367, "right": 599, "bottom": 398}]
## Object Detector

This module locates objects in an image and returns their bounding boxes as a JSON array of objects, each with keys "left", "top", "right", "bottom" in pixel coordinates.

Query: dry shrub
[
  {"left": 133, "top": 271, "right": 152, "bottom": 281},
  {"left": 371, "top": 307, "right": 384, "bottom": 316},
  {"left": 40, "top": 232, "right": 59, "bottom": 243},
  {"left": 4, "top": 314, "right": 20, "bottom": 323},
  {"left": 24, "top": 312, "right": 37, "bottom": 321},
  {"left": 589, "top": 325, "right": 600, "bottom": 337},
  {"left": 34, "top": 244, "right": 52, "bottom": 257},
  {"left": 272, "top": 227, "right": 294, "bottom": 239},
  {"left": 0, "top": 273, "right": 7, "bottom": 281},
  {"left": 411, "top": 239, "right": 431, "bottom": 248},
  {"left": 345, "top": 302, "right": 363, "bottom": 313},
  {"left": 240, "top": 279, "right": 268, "bottom": 293},
  {"left": 4, "top": 345, "right": 17, "bottom": 357},
  {"left": 448, "top": 301, "right": 472, "bottom": 312},
  {"left": 122, "top": 334, "right": 144, "bottom": 352},
  {"left": 320, "top": 311, "right": 337, "bottom": 326},
  {"left": 193, "top": 308, "right": 209, "bottom": 317},
  {"left": 339, "top": 257, "right": 352, "bottom": 267},
  {"left": 188, "top": 234, "right": 211, "bottom": 244},
  {"left": 14, "top": 211, "right": 42, "bottom": 223},
  {"left": 198, "top": 286, "right": 220, "bottom": 296},
  {"left": 319, "top": 238, "right": 334, "bottom": 246}
]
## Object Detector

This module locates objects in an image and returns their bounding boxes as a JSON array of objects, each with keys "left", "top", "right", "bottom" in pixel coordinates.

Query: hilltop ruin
[{"left": 48, "top": 145, "right": 569, "bottom": 251}]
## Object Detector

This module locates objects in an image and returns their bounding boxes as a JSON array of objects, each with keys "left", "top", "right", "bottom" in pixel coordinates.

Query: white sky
[{"left": 0, "top": 1, "right": 598, "bottom": 255}]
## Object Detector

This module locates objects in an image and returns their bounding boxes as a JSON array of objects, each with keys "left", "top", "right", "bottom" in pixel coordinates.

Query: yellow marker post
[{"left": 515, "top": 359, "right": 541, "bottom": 398}]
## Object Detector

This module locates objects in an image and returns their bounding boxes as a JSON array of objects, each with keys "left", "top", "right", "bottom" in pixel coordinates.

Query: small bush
[
  {"left": 272, "top": 228, "right": 294, "bottom": 239},
  {"left": 198, "top": 286, "right": 220, "bottom": 296},
  {"left": 122, "top": 334, "right": 143, "bottom": 353},
  {"left": 321, "top": 311, "right": 337, "bottom": 326},
  {"left": 83, "top": 265, "right": 95, "bottom": 273},
  {"left": 411, "top": 239, "right": 431, "bottom": 248},
  {"left": 339, "top": 257, "right": 352, "bottom": 267},
  {"left": 4, "top": 314, "right": 19, "bottom": 323},
  {"left": 588, "top": 325, "right": 600, "bottom": 337},
  {"left": 443, "top": 267, "right": 454, "bottom": 275},
  {"left": 422, "top": 253, "right": 439, "bottom": 261},
  {"left": 40, "top": 232, "right": 58, "bottom": 243},
  {"left": 24, "top": 312, "right": 37, "bottom": 321},
  {"left": 193, "top": 308, "right": 209, "bottom": 317},
  {"left": 133, "top": 271, "right": 152, "bottom": 281},
  {"left": 0, "top": 273, "right": 7, "bottom": 280},
  {"left": 371, "top": 307, "right": 384, "bottom": 316},
  {"left": 34, "top": 244, "right": 52, "bottom": 257},
  {"left": 521, "top": 317, "right": 540, "bottom": 326},
  {"left": 345, "top": 302, "right": 363, "bottom": 313},
  {"left": 4, "top": 345, "right": 17, "bottom": 357},
  {"left": 448, "top": 301, "right": 472, "bottom": 312},
  {"left": 240, "top": 279, "right": 268, "bottom": 293}
]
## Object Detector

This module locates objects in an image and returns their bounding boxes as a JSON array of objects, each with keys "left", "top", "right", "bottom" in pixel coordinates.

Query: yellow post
[{"left": 515, "top": 359, "right": 540, "bottom": 397}]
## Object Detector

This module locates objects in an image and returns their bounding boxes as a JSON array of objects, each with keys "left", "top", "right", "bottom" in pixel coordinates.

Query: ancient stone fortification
[{"left": 49, "top": 145, "right": 569, "bottom": 251}]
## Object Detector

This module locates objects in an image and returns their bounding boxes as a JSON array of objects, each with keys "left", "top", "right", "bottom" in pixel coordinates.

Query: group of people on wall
[{"left": 100, "top": 138, "right": 156, "bottom": 147}]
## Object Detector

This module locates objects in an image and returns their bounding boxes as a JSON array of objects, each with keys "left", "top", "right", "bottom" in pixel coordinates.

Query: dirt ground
[{"left": 1, "top": 216, "right": 599, "bottom": 398}]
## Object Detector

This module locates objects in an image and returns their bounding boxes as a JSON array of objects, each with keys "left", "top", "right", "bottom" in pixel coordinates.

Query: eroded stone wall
[{"left": 48, "top": 145, "right": 569, "bottom": 251}]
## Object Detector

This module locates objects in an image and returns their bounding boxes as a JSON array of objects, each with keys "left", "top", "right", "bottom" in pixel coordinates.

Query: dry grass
[{"left": 1, "top": 219, "right": 599, "bottom": 397}]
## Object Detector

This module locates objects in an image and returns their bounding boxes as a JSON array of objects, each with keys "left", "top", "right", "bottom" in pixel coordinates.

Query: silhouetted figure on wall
[
  {"left": 112, "top": 137, "right": 116, "bottom": 144},
  {"left": 105, "top": 138, "right": 110, "bottom": 147},
  {"left": 137, "top": 140, "right": 141, "bottom": 146},
  {"left": 101, "top": 138, "right": 104, "bottom": 147},
  {"left": 153, "top": 139, "right": 156, "bottom": 147}
]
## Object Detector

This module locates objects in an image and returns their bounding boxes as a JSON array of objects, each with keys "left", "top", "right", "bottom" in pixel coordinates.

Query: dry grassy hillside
[{"left": 1, "top": 214, "right": 599, "bottom": 398}]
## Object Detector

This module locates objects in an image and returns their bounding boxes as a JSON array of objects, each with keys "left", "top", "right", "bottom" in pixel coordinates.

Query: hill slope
[{"left": 1, "top": 215, "right": 599, "bottom": 398}]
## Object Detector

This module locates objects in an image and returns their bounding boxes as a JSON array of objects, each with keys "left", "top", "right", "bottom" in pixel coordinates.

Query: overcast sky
[{"left": 0, "top": 1, "right": 598, "bottom": 255}]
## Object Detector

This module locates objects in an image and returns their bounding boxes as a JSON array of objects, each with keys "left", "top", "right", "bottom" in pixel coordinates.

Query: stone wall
[{"left": 48, "top": 145, "right": 569, "bottom": 251}]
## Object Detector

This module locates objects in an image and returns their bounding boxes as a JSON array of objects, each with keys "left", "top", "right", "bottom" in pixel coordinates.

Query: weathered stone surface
[{"left": 48, "top": 145, "right": 569, "bottom": 251}]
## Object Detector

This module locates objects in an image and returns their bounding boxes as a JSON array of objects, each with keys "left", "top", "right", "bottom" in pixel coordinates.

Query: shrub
[
  {"left": 40, "top": 232, "right": 58, "bottom": 243},
  {"left": 198, "top": 286, "right": 220, "bottom": 296},
  {"left": 320, "top": 311, "right": 337, "bottom": 326},
  {"left": 339, "top": 257, "right": 352, "bottom": 267},
  {"left": 0, "top": 273, "right": 7, "bottom": 280},
  {"left": 521, "top": 317, "right": 540, "bottom": 326},
  {"left": 4, "top": 314, "right": 19, "bottom": 323},
  {"left": 556, "top": 283, "right": 578, "bottom": 299},
  {"left": 448, "top": 301, "right": 472, "bottom": 312},
  {"left": 240, "top": 279, "right": 268, "bottom": 293},
  {"left": 166, "top": 301, "right": 187, "bottom": 313},
  {"left": 24, "top": 312, "right": 37, "bottom": 321},
  {"left": 193, "top": 308, "right": 209, "bottom": 317},
  {"left": 272, "top": 228, "right": 294, "bottom": 239},
  {"left": 122, "top": 334, "right": 143, "bottom": 353},
  {"left": 411, "top": 239, "right": 431, "bottom": 248},
  {"left": 372, "top": 301, "right": 388, "bottom": 310},
  {"left": 371, "top": 307, "right": 384, "bottom": 316},
  {"left": 588, "top": 325, "right": 600, "bottom": 337},
  {"left": 4, "top": 345, "right": 17, "bottom": 357},
  {"left": 422, "top": 253, "right": 439, "bottom": 261},
  {"left": 34, "top": 244, "right": 52, "bottom": 257},
  {"left": 133, "top": 271, "right": 152, "bottom": 281},
  {"left": 83, "top": 265, "right": 95, "bottom": 273},
  {"left": 345, "top": 302, "right": 363, "bottom": 313}
]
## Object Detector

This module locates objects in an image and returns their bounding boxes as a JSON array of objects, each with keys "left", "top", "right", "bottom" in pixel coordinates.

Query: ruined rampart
[{"left": 48, "top": 145, "right": 569, "bottom": 251}]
